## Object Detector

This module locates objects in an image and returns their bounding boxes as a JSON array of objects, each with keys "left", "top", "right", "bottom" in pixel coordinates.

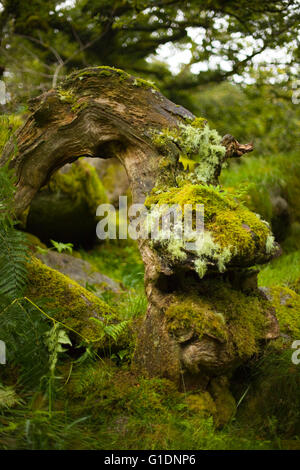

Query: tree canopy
[{"left": 1, "top": 0, "right": 299, "bottom": 105}]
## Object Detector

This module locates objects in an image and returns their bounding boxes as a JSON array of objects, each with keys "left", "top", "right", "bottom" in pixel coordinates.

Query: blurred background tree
[
  {"left": 0, "top": 0, "right": 299, "bottom": 284},
  {"left": 0, "top": 0, "right": 299, "bottom": 108}
]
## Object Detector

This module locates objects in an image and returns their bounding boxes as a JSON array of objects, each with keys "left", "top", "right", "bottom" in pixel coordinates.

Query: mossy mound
[
  {"left": 209, "top": 377, "right": 236, "bottom": 428},
  {"left": 66, "top": 362, "right": 233, "bottom": 431},
  {"left": 26, "top": 159, "right": 108, "bottom": 246},
  {"left": 185, "top": 392, "right": 217, "bottom": 418},
  {"left": 145, "top": 183, "right": 278, "bottom": 275},
  {"left": 260, "top": 286, "right": 300, "bottom": 338},
  {"left": 165, "top": 281, "right": 276, "bottom": 362},
  {"left": 62, "top": 66, "right": 159, "bottom": 94},
  {"left": 26, "top": 257, "right": 116, "bottom": 345}
]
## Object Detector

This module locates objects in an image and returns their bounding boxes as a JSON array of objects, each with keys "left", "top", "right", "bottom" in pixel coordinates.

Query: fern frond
[
  {"left": 0, "top": 164, "right": 29, "bottom": 299},
  {"left": 103, "top": 321, "right": 130, "bottom": 343},
  {"left": 0, "top": 384, "right": 23, "bottom": 408},
  {"left": 0, "top": 225, "right": 29, "bottom": 298}
]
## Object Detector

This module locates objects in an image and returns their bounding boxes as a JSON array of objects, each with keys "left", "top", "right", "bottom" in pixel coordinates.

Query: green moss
[
  {"left": 132, "top": 77, "right": 159, "bottom": 92},
  {"left": 24, "top": 232, "right": 47, "bottom": 251},
  {"left": 165, "top": 295, "right": 228, "bottom": 344},
  {"left": 26, "top": 257, "right": 115, "bottom": 344},
  {"left": 209, "top": 377, "right": 236, "bottom": 428},
  {"left": 145, "top": 183, "right": 276, "bottom": 273},
  {"left": 185, "top": 392, "right": 217, "bottom": 418},
  {"left": 165, "top": 282, "right": 270, "bottom": 359},
  {"left": 57, "top": 88, "right": 75, "bottom": 104},
  {"left": 63, "top": 66, "right": 159, "bottom": 92},
  {"left": 71, "top": 101, "right": 89, "bottom": 113},
  {"left": 265, "top": 286, "right": 300, "bottom": 338},
  {"left": 66, "top": 65, "right": 130, "bottom": 83},
  {"left": 67, "top": 364, "right": 180, "bottom": 420}
]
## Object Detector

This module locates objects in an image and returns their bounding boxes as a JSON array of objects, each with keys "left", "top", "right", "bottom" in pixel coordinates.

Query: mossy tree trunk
[{"left": 1, "top": 67, "right": 278, "bottom": 396}]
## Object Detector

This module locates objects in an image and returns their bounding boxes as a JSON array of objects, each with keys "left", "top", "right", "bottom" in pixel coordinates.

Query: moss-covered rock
[
  {"left": 26, "top": 257, "right": 115, "bottom": 345},
  {"left": 36, "top": 250, "right": 121, "bottom": 293},
  {"left": 26, "top": 159, "right": 108, "bottom": 246},
  {"left": 24, "top": 232, "right": 47, "bottom": 251}
]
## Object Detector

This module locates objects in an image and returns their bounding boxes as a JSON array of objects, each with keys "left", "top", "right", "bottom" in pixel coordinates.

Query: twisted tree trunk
[{"left": 1, "top": 67, "right": 278, "bottom": 396}]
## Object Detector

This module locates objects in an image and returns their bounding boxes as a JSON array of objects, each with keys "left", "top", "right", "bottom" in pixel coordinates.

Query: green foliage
[
  {"left": 44, "top": 324, "right": 72, "bottom": 416},
  {"left": 89, "top": 317, "right": 130, "bottom": 344},
  {"left": 0, "top": 297, "right": 51, "bottom": 388},
  {"left": 50, "top": 239, "right": 73, "bottom": 254},
  {"left": 237, "top": 346, "right": 300, "bottom": 439},
  {"left": 1, "top": 1, "right": 298, "bottom": 107},
  {"left": 0, "top": 164, "right": 29, "bottom": 299},
  {"left": 259, "top": 250, "right": 300, "bottom": 289},
  {"left": 221, "top": 152, "right": 300, "bottom": 226},
  {"left": 0, "top": 384, "right": 23, "bottom": 409},
  {"left": 190, "top": 81, "right": 300, "bottom": 155}
]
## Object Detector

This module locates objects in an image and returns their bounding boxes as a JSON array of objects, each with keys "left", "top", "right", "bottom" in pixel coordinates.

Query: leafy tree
[{"left": 0, "top": 0, "right": 299, "bottom": 106}]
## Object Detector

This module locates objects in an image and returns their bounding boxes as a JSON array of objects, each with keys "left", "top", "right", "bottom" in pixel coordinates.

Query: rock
[
  {"left": 26, "top": 257, "right": 116, "bottom": 345},
  {"left": 36, "top": 250, "right": 121, "bottom": 293},
  {"left": 26, "top": 159, "right": 108, "bottom": 246}
]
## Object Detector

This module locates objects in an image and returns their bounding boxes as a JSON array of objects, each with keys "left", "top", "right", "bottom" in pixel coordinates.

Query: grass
[
  {"left": 221, "top": 152, "right": 300, "bottom": 223},
  {"left": 80, "top": 239, "right": 144, "bottom": 289},
  {"left": 0, "top": 359, "right": 274, "bottom": 450}
]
